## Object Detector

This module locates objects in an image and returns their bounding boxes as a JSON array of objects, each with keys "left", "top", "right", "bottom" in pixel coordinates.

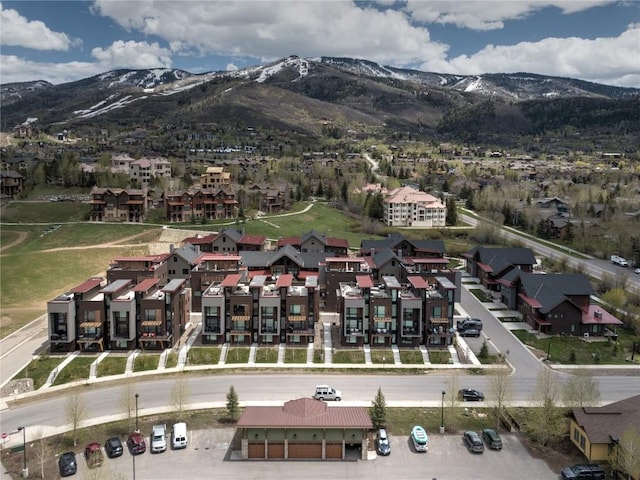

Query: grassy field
[
  {"left": 186, "top": 347, "right": 221, "bottom": 365},
  {"left": 333, "top": 349, "right": 366, "bottom": 364},
  {"left": 255, "top": 347, "right": 279, "bottom": 363},
  {"left": 399, "top": 349, "right": 425, "bottom": 364},
  {"left": 226, "top": 347, "right": 251, "bottom": 364},
  {"left": 11, "top": 355, "right": 66, "bottom": 390},
  {"left": 428, "top": 350, "right": 452, "bottom": 364},
  {"left": 512, "top": 330, "right": 634, "bottom": 365},
  {"left": 370, "top": 349, "right": 394, "bottom": 364},
  {"left": 283, "top": 347, "right": 307, "bottom": 363},
  {"left": 52, "top": 356, "right": 95, "bottom": 385},
  {"left": 97, "top": 356, "right": 127, "bottom": 377},
  {"left": 134, "top": 354, "right": 160, "bottom": 372}
]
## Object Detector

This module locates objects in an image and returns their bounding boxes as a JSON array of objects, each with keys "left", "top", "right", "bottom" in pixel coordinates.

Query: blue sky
[{"left": 1, "top": 1, "right": 638, "bottom": 87}]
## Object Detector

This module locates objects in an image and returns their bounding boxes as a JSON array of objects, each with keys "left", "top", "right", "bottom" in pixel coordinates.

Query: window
[
  {"left": 374, "top": 305, "right": 386, "bottom": 317},
  {"left": 579, "top": 434, "right": 585, "bottom": 449},
  {"left": 114, "top": 311, "right": 129, "bottom": 337},
  {"left": 289, "top": 304, "right": 301, "bottom": 315}
]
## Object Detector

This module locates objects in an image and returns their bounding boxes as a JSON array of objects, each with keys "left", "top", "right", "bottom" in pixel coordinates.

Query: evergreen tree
[
  {"left": 226, "top": 385, "right": 240, "bottom": 421},
  {"left": 369, "top": 387, "right": 388, "bottom": 429},
  {"left": 368, "top": 192, "right": 384, "bottom": 220},
  {"left": 446, "top": 197, "right": 458, "bottom": 226}
]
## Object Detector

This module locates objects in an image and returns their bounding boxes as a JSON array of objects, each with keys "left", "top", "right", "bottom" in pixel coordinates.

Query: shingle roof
[
  {"left": 520, "top": 272, "right": 593, "bottom": 312},
  {"left": 237, "top": 398, "right": 372, "bottom": 429},
  {"left": 573, "top": 395, "right": 640, "bottom": 444}
]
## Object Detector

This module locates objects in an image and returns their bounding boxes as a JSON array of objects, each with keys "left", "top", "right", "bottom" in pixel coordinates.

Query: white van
[
  {"left": 313, "top": 385, "right": 342, "bottom": 401},
  {"left": 171, "top": 422, "right": 188, "bottom": 449}
]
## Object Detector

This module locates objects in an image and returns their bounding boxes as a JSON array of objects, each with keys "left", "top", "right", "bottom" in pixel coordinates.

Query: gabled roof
[
  {"left": 572, "top": 395, "right": 640, "bottom": 444},
  {"left": 239, "top": 234, "right": 266, "bottom": 246},
  {"left": 171, "top": 243, "right": 200, "bottom": 264},
  {"left": 361, "top": 233, "right": 445, "bottom": 255},
  {"left": 70, "top": 277, "right": 104, "bottom": 293},
  {"left": 519, "top": 272, "right": 593, "bottom": 313},
  {"left": 371, "top": 248, "right": 403, "bottom": 269},
  {"left": 464, "top": 246, "right": 536, "bottom": 267},
  {"left": 237, "top": 397, "right": 372, "bottom": 428}
]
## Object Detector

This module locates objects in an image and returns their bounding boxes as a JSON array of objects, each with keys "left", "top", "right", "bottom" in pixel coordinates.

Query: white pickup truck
[{"left": 610, "top": 255, "right": 629, "bottom": 267}]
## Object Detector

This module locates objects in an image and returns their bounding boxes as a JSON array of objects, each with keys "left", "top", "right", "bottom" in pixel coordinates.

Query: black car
[
  {"left": 463, "top": 431, "right": 484, "bottom": 453},
  {"left": 375, "top": 428, "right": 391, "bottom": 456},
  {"left": 459, "top": 388, "right": 485, "bottom": 401},
  {"left": 561, "top": 463, "right": 605, "bottom": 479},
  {"left": 58, "top": 451, "right": 77, "bottom": 477},
  {"left": 105, "top": 437, "right": 124, "bottom": 458}
]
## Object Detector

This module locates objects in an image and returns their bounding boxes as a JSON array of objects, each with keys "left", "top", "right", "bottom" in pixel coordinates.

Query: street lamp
[
  {"left": 135, "top": 393, "right": 139, "bottom": 432},
  {"left": 440, "top": 391, "right": 446, "bottom": 434},
  {"left": 17, "top": 426, "right": 27, "bottom": 478}
]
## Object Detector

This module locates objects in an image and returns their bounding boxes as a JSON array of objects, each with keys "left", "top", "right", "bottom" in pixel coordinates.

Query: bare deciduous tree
[
  {"left": 120, "top": 380, "right": 136, "bottom": 432},
  {"left": 33, "top": 427, "right": 50, "bottom": 479},
  {"left": 562, "top": 369, "right": 601, "bottom": 408},
  {"left": 65, "top": 391, "right": 87, "bottom": 447},
  {"left": 171, "top": 375, "right": 190, "bottom": 416},
  {"left": 444, "top": 372, "right": 462, "bottom": 431},
  {"left": 488, "top": 362, "right": 514, "bottom": 431},
  {"left": 612, "top": 427, "right": 640, "bottom": 480},
  {"left": 526, "top": 368, "right": 564, "bottom": 446}
]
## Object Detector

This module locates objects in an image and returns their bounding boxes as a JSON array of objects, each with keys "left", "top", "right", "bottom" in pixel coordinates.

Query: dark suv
[
  {"left": 457, "top": 318, "right": 483, "bottom": 332},
  {"left": 105, "top": 437, "right": 123, "bottom": 458},
  {"left": 561, "top": 463, "right": 605, "bottom": 479},
  {"left": 58, "top": 451, "right": 77, "bottom": 477}
]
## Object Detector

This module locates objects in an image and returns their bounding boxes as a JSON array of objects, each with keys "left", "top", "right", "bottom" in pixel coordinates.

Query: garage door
[
  {"left": 248, "top": 442, "right": 265, "bottom": 459},
  {"left": 268, "top": 442, "right": 284, "bottom": 459},
  {"left": 288, "top": 443, "right": 322, "bottom": 459},
  {"left": 325, "top": 443, "right": 342, "bottom": 459}
]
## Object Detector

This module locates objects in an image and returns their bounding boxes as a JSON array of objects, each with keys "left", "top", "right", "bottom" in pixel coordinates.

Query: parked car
[
  {"left": 171, "top": 422, "right": 188, "bottom": 449},
  {"left": 561, "top": 463, "right": 605, "bottom": 479},
  {"left": 463, "top": 431, "right": 484, "bottom": 453},
  {"left": 58, "top": 451, "right": 77, "bottom": 477},
  {"left": 457, "top": 318, "right": 483, "bottom": 331},
  {"left": 459, "top": 388, "right": 485, "bottom": 401},
  {"left": 410, "top": 425, "right": 429, "bottom": 452},
  {"left": 313, "top": 384, "right": 342, "bottom": 401},
  {"left": 635, "top": 267, "right": 640, "bottom": 274},
  {"left": 127, "top": 432, "right": 146, "bottom": 455},
  {"left": 151, "top": 424, "right": 167, "bottom": 453},
  {"left": 84, "top": 442, "right": 104, "bottom": 468},
  {"left": 105, "top": 437, "right": 123, "bottom": 458},
  {"left": 482, "top": 428, "right": 502, "bottom": 450},
  {"left": 375, "top": 428, "right": 391, "bottom": 456},
  {"left": 459, "top": 328, "right": 481, "bottom": 337}
]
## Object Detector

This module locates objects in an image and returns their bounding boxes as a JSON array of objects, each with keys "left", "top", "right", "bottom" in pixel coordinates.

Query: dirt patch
[{"left": 519, "top": 433, "right": 585, "bottom": 474}]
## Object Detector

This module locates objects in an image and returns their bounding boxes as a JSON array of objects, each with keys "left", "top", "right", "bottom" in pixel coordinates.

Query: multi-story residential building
[
  {"left": 48, "top": 277, "right": 105, "bottom": 352},
  {"left": 48, "top": 276, "right": 191, "bottom": 352},
  {"left": 336, "top": 274, "right": 454, "bottom": 348},
  {"left": 323, "top": 257, "right": 374, "bottom": 311},
  {"left": 190, "top": 253, "right": 244, "bottom": 311},
  {"left": 383, "top": 187, "right": 447, "bottom": 228},
  {"left": 103, "top": 279, "right": 137, "bottom": 350},
  {"left": 201, "top": 273, "right": 319, "bottom": 346},
  {"left": 200, "top": 166, "right": 231, "bottom": 189},
  {"left": 182, "top": 228, "right": 268, "bottom": 253},
  {"left": 277, "top": 230, "right": 350, "bottom": 256},
  {"left": 383, "top": 186, "right": 446, "bottom": 227},
  {"left": 107, "top": 253, "right": 169, "bottom": 286},
  {"left": 242, "top": 181, "right": 290, "bottom": 214},
  {"left": 89, "top": 187, "right": 149, "bottom": 222},
  {"left": 137, "top": 278, "right": 191, "bottom": 350},
  {"left": 0, "top": 171, "right": 24, "bottom": 198},
  {"left": 463, "top": 246, "right": 537, "bottom": 292},
  {"left": 499, "top": 271, "right": 622, "bottom": 336},
  {"left": 130, "top": 157, "right": 172, "bottom": 187},
  {"left": 161, "top": 188, "right": 237, "bottom": 222}
]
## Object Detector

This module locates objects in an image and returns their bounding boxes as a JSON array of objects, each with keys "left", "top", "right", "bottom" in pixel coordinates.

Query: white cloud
[
  {"left": 0, "top": 4, "right": 80, "bottom": 50},
  {"left": 421, "top": 23, "right": 640, "bottom": 87},
  {"left": 92, "top": 0, "right": 449, "bottom": 67},
  {"left": 91, "top": 40, "right": 173, "bottom": 69},
  {"left": 405, "top": 0, "right": 616, "bottom": 30},
  {"left": 226, "top": 63, "right": 239, "bottom": 71},
  {"left": 1, "top": 41, "right": 172, "bottom": 84}
]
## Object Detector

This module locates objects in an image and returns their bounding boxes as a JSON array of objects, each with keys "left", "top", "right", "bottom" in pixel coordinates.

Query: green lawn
[
  {"left": 370, "top": 349, "right": 394, "bottom": 364},
  {"left": 12, "top": 355, "right": 66, "bottom": 390},
  {"left": 52, "top": 356, "right": 95, "bottom": 385},
  {"left": 97, "top": 356, "right": 127, "bottom": 377},
  {"left": 313, "top": 349, "right": 325, "bottom": 363},
  {"left": 133, "top": 354, "right": 160, "bottom": 372},
  {"left": 511, "top": 330, "right": 634, "bottom": 365},
  {"left": 165, "top": 352, "right": 179, "bottom": 368},
  {"left": 399, "top": 349, "right": 425, "bottom": 364},
  {"left": 469, "top": 288, "right": 491, "bottom": 302},
  {"left": 255, "top": 347, "right": 279, "bottom": 363},
  {"left": 283, "top": 347, "right": 307, "bottom": 363},
  {"left": 332, "top": 349, "right": 365, "bottom": 364},
  {"left": 187, "top": 347, "right": 221, "bottom": 365},
  {"left": 428, "top": 350, "right": 451, "bottom": 364},
  {"left": 226, "top": 347, "right": 250, "bottom": 364}
]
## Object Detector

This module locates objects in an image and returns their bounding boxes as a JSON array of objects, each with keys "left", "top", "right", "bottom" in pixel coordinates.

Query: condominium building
[{"left": 383, "top": 186, "right": 446, "bottom": 227}]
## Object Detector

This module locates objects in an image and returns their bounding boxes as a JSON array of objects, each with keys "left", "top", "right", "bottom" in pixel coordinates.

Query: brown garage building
[{"left": 237, "top": 397, "right": 373, "bottom": 460}]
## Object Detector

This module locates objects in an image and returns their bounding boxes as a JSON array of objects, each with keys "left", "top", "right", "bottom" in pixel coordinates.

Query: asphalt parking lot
[{"left": 57, "top": 428, "right": 559, "bottom": 480}]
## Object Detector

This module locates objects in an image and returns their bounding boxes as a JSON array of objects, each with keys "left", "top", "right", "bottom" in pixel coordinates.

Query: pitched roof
[
  {"left": 237, "top": 397, "right": 372, "bottom": 429},
  {"left": 573, "top": 395, "right": 640, "bottom": 444},
  {"left": 520, "top": 272, "right": 593, "bottom": 312}
]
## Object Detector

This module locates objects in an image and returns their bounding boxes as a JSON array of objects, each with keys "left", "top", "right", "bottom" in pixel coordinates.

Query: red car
[{"left": 127, "top": 432, "right": 146, "bottom": 455}]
